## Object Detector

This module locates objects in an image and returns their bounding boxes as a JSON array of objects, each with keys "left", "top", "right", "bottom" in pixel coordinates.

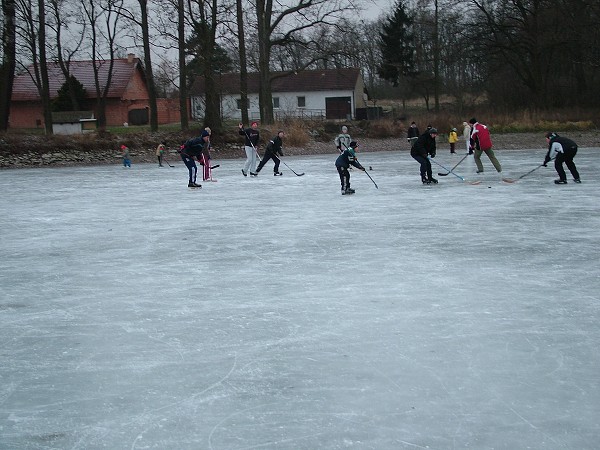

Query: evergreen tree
[
  {"left": 377, "top": 0, "right": 415, "bottom": 86},
  {"left": 52, "top": 75, "right": 87, "bottom": 112}
]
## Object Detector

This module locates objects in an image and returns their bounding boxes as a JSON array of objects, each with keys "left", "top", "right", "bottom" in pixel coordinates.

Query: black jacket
[
  {"left": 240, "top": 128, "right": 259, "bottom": 147},
  {"left": 411, "top": 132, "right": 437, "bottom": 158},
  {"left": 266, "top": 135, "right": 284, "bottom": 156},
  {"left": 335, "top": 148, "right": 364, "bottom": 170}
]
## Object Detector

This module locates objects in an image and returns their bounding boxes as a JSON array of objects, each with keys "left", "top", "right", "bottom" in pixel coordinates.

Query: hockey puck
[
  {"left": 369, "top": 166, "right": 373, "bottom": 170},
  {"left": 488, "top": 186, "right": 492, "bottom": 188}
]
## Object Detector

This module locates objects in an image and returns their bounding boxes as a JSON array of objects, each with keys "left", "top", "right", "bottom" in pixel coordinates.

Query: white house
[{"left": 190, "top": 68, "right": 367, "bottom": 121}]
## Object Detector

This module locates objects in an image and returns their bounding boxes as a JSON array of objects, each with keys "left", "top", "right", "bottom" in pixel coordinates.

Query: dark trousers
[
  {"left": 256, "top": 151, "right": 280, "bottom": 173},
  {"left": 336, "top": 165, "right": 350, "bottom": 190},
  {"left": 412, "top": 154, "right": 432, "bottom": 178},
  {"left": 555, "top": 147, "right": 580, "bottom": 181},
  {"left": 181, "top": 155, "right": 197, "bottom": 182}
]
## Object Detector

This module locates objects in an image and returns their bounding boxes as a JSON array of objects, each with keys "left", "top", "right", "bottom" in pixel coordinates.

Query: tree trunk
[
  {"left": 256, "top": 0, "right": 273, "bottom": 124},
  {"left": 0, "top": 0, "right": 16, "bottom": 131},
  {"left": 236, "top": 0, "right": 249, "bottom": 125},
  {"left": 178, "top": 0, "right": 188, "bottom": 130},
  {"left": 139, "top": 0, "right": 158, "bottom": 131},
  {"left": 38, "top": 0, "right": 53, "bottom": 134}
]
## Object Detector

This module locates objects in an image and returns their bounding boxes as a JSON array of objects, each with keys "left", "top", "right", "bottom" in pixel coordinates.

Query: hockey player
[
  {"left": 256, "top": 130, "right": 285, "bottom": 176},
  {"left": 469, "top": 118, "right": 501, "bottom": 173},
  {"left": 411, "top": 128, "right": 438, "bottom": 184},
  {"left": 335, "top": 141, "right": 365, "bottom": 195},
  {"left": 239, "top": 121, "right": 260, "bottom": 176},
  {"left": 334, "top": 125, "right": 352, "bottom": 154},
  {"left": 179, "top": 132, "right": 209, "bottom": 188},
  {"left": 543, "top": 132, "right": 581, "bottom": 184},
  {"left": 156, "top": 141, "right": 166, "bottom": 167},
  {"left": 407, "top": 121, "right": 419, "bottom": 148},
  {"left": 199, "top": 128, "right": 215, "bottom": 181}
]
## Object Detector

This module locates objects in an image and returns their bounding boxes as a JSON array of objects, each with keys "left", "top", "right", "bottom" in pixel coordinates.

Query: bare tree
[
  {"left": 82, "top": 0, "right": 124, "bottom": 130},
  {"left": 120, "top": 0, "right": 159, "bottom": 131},
  {"left": 48, "top": 0, "right": 86, "bottom": 111},
  {"left": 253, "top": 0, "right": 363, "bottom": 124},
  {"left": 235, "top": 0, "right": 248, "bottom": 125},
  {"left": 15, "top": 0, "right": 53, "bottom": 132},
  {"left": 0, "top": 0, "right": 17, "bottom": 131}
]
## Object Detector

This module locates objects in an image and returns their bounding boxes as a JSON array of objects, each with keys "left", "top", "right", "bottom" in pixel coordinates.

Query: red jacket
[{"left": 471, "top": 122, "right": 492, "bottom": 150}]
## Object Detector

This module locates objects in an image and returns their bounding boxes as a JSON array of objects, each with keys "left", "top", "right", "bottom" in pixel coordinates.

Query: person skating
[
  {"left": 334, "top": 125, "right": 352, "bottom": 154},
  {"left": 239, "top": 121, "right": 259, "bottom": 176},
  {"left": 179, "top": 133, "right": 209, "bottom": 188},
  {"left": 120, "top": 144, "right": 131, "bottom": 168},
  {"left": 462, "top": 121, "right": 473, "bottom": 154},
  {"left": 407, "top": 122, "right": 420, "bottom": 148},
  {"left": 156, "top": 141, "right": 166, "bottom": 167},
  {"left": 469, "top": 118, "right": 501, "bottom": 174},
  {"left": 199, "top": 128, "right": 216, "bottom": 181},
  {"left": 335, "top": 141, "right": 365, "bottom": 195},
  {"left": 255, "top": 130, "right": 285, "bottom": 176},
  {"left": 543, "top": 132, "right": 581, "bottom": 184},
  {"left": 411, "top": 128, "right": 438, "bottom": 184}
]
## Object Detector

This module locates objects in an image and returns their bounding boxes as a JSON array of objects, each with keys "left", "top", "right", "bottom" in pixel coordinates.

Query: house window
[
  {"left": 236, "top": 99, "right": 242, "bottom": 110},
  {"left": 297, "top": 96, "right": 306, "bottom": 108},
  {"left": 273, "top": 97, "right": 280, "bottom": 109}
]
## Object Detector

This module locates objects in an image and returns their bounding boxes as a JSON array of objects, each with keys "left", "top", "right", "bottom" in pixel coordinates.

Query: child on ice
[{"left": 335, "top": 141, "right": 365, "bottom": 195}]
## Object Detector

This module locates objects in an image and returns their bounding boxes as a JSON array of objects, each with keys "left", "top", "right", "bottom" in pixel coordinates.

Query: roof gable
[
  {"left": 11, "top": 58, "right": 145, "bottom": 101},
  {"left": 191, "top": 68, "right": 362, "bottom": 96}
]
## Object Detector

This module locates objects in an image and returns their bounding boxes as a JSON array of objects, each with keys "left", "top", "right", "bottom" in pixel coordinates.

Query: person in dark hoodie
[
  {"left": 335, "top": 141, "right": 365, "bottom": 195},
  {"left": 411, "top": 127, "right": 438, "bottom": 184},
  {"left": 179, "top": 132, "right": 209, "bottom": 188},
  {"left": 256, "top": 130, "right": 285, "bottom": 176},
  {"left": 543, "top": 132, "right": 581, "bottom": 184}
]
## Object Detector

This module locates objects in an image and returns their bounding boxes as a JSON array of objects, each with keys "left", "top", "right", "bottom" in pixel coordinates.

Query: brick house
[
  {"left": 9, "top": 54, "right": 180, "bottom": 129},
  {"left": 189, "top": 68, "right": 368, "bottom": 121}
]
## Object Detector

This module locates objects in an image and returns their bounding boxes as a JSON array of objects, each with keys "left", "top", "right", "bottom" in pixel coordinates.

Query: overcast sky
[{"left": 361, "top": 0, "right": 394, "bottom": 20}]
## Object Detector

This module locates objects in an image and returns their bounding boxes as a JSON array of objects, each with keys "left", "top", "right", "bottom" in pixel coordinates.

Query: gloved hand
[
  {"left": 430, "top": 152, "right": 436, "bottom": 158},
  {"left": 543, "top": 156, "right": 550, "bottom": 167}
]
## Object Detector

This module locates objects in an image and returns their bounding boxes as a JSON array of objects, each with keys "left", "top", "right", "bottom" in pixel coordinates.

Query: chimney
[{"left": 127, "top": 53, "right": 135, "bottom": 63}]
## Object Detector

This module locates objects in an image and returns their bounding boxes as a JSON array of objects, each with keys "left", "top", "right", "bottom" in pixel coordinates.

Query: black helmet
[
  {"left": 545, "top": 132, "right": 558, "bottom": 139},
  {"left": 428, "top": 128, "right": 438, "bottom": 134}
]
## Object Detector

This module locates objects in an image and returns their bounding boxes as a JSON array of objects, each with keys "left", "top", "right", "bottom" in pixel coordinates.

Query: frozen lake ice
[{"left": 1, "top": 148, "right": 599, "bottom": 449}]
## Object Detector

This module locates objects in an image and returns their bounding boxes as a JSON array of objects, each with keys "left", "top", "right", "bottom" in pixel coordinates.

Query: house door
[
  {"left": 128, "top": 108, "right": 149, "bottom": 126},
  {"left": 325, "top": 97, "right": 351, "bottom": 120}
]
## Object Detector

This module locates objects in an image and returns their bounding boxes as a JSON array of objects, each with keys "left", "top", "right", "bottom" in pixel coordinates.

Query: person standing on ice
[
  {"left": 199, "top": 128, "right": 215, "bottom": 181},
  {"left": 411, "top": 128, "right": 438, "bottom": 184},
  {"left": 543, "top": 132, "right": 581, "bottom": 184},
  {"left": 255, "top": 130, "right": 285, "bottom": 176},
  {"left": 179, "top": 133, "right": 208, "bottom": 188},
  {"left": 469, "top": 118, "right": 502, "bottom": 174},
  {"left": 407, "top": 121, "right": 419, "bottom": 148},
  {"left": 448, "top": 127, "right": 458, "bottom": 154},
  {"left": 239, "top": 121, "right": 260, "bottom": 176},
  {"left": 334, "top": 125, "right": 352, "bottom": 153},
  {"left": 120, "top": 144, "right": 131, "bottom": 167},
  {"left": 462, "top": 121, "right": 472, "bottom": 154},
  {"left": 335, "top": 140, "right": 365, "bottom": 195},
  {"left": 156, "top": 141, "right": 166, "bottom": 167}
]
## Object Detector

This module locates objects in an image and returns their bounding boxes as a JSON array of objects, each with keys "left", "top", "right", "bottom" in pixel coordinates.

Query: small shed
[{"left": 52, "top": 111, "right": 97, "bottom": 135}]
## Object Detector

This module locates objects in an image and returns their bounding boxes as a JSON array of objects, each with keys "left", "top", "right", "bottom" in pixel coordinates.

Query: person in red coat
[{"left": 469, "top": 118, "right": 502, "bottom": 174}]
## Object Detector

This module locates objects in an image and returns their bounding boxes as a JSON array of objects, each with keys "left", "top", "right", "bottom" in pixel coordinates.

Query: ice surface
[{"left": 1, "top": 148, "right": 599, "bottom": 449}]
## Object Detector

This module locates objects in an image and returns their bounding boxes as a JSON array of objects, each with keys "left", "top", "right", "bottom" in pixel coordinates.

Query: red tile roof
[
  {"left": 191, "top": 68, "right": 361, "bottom": 95},
  {"left": 11, "top": 57, "right": 144, "bottom": 101}
]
